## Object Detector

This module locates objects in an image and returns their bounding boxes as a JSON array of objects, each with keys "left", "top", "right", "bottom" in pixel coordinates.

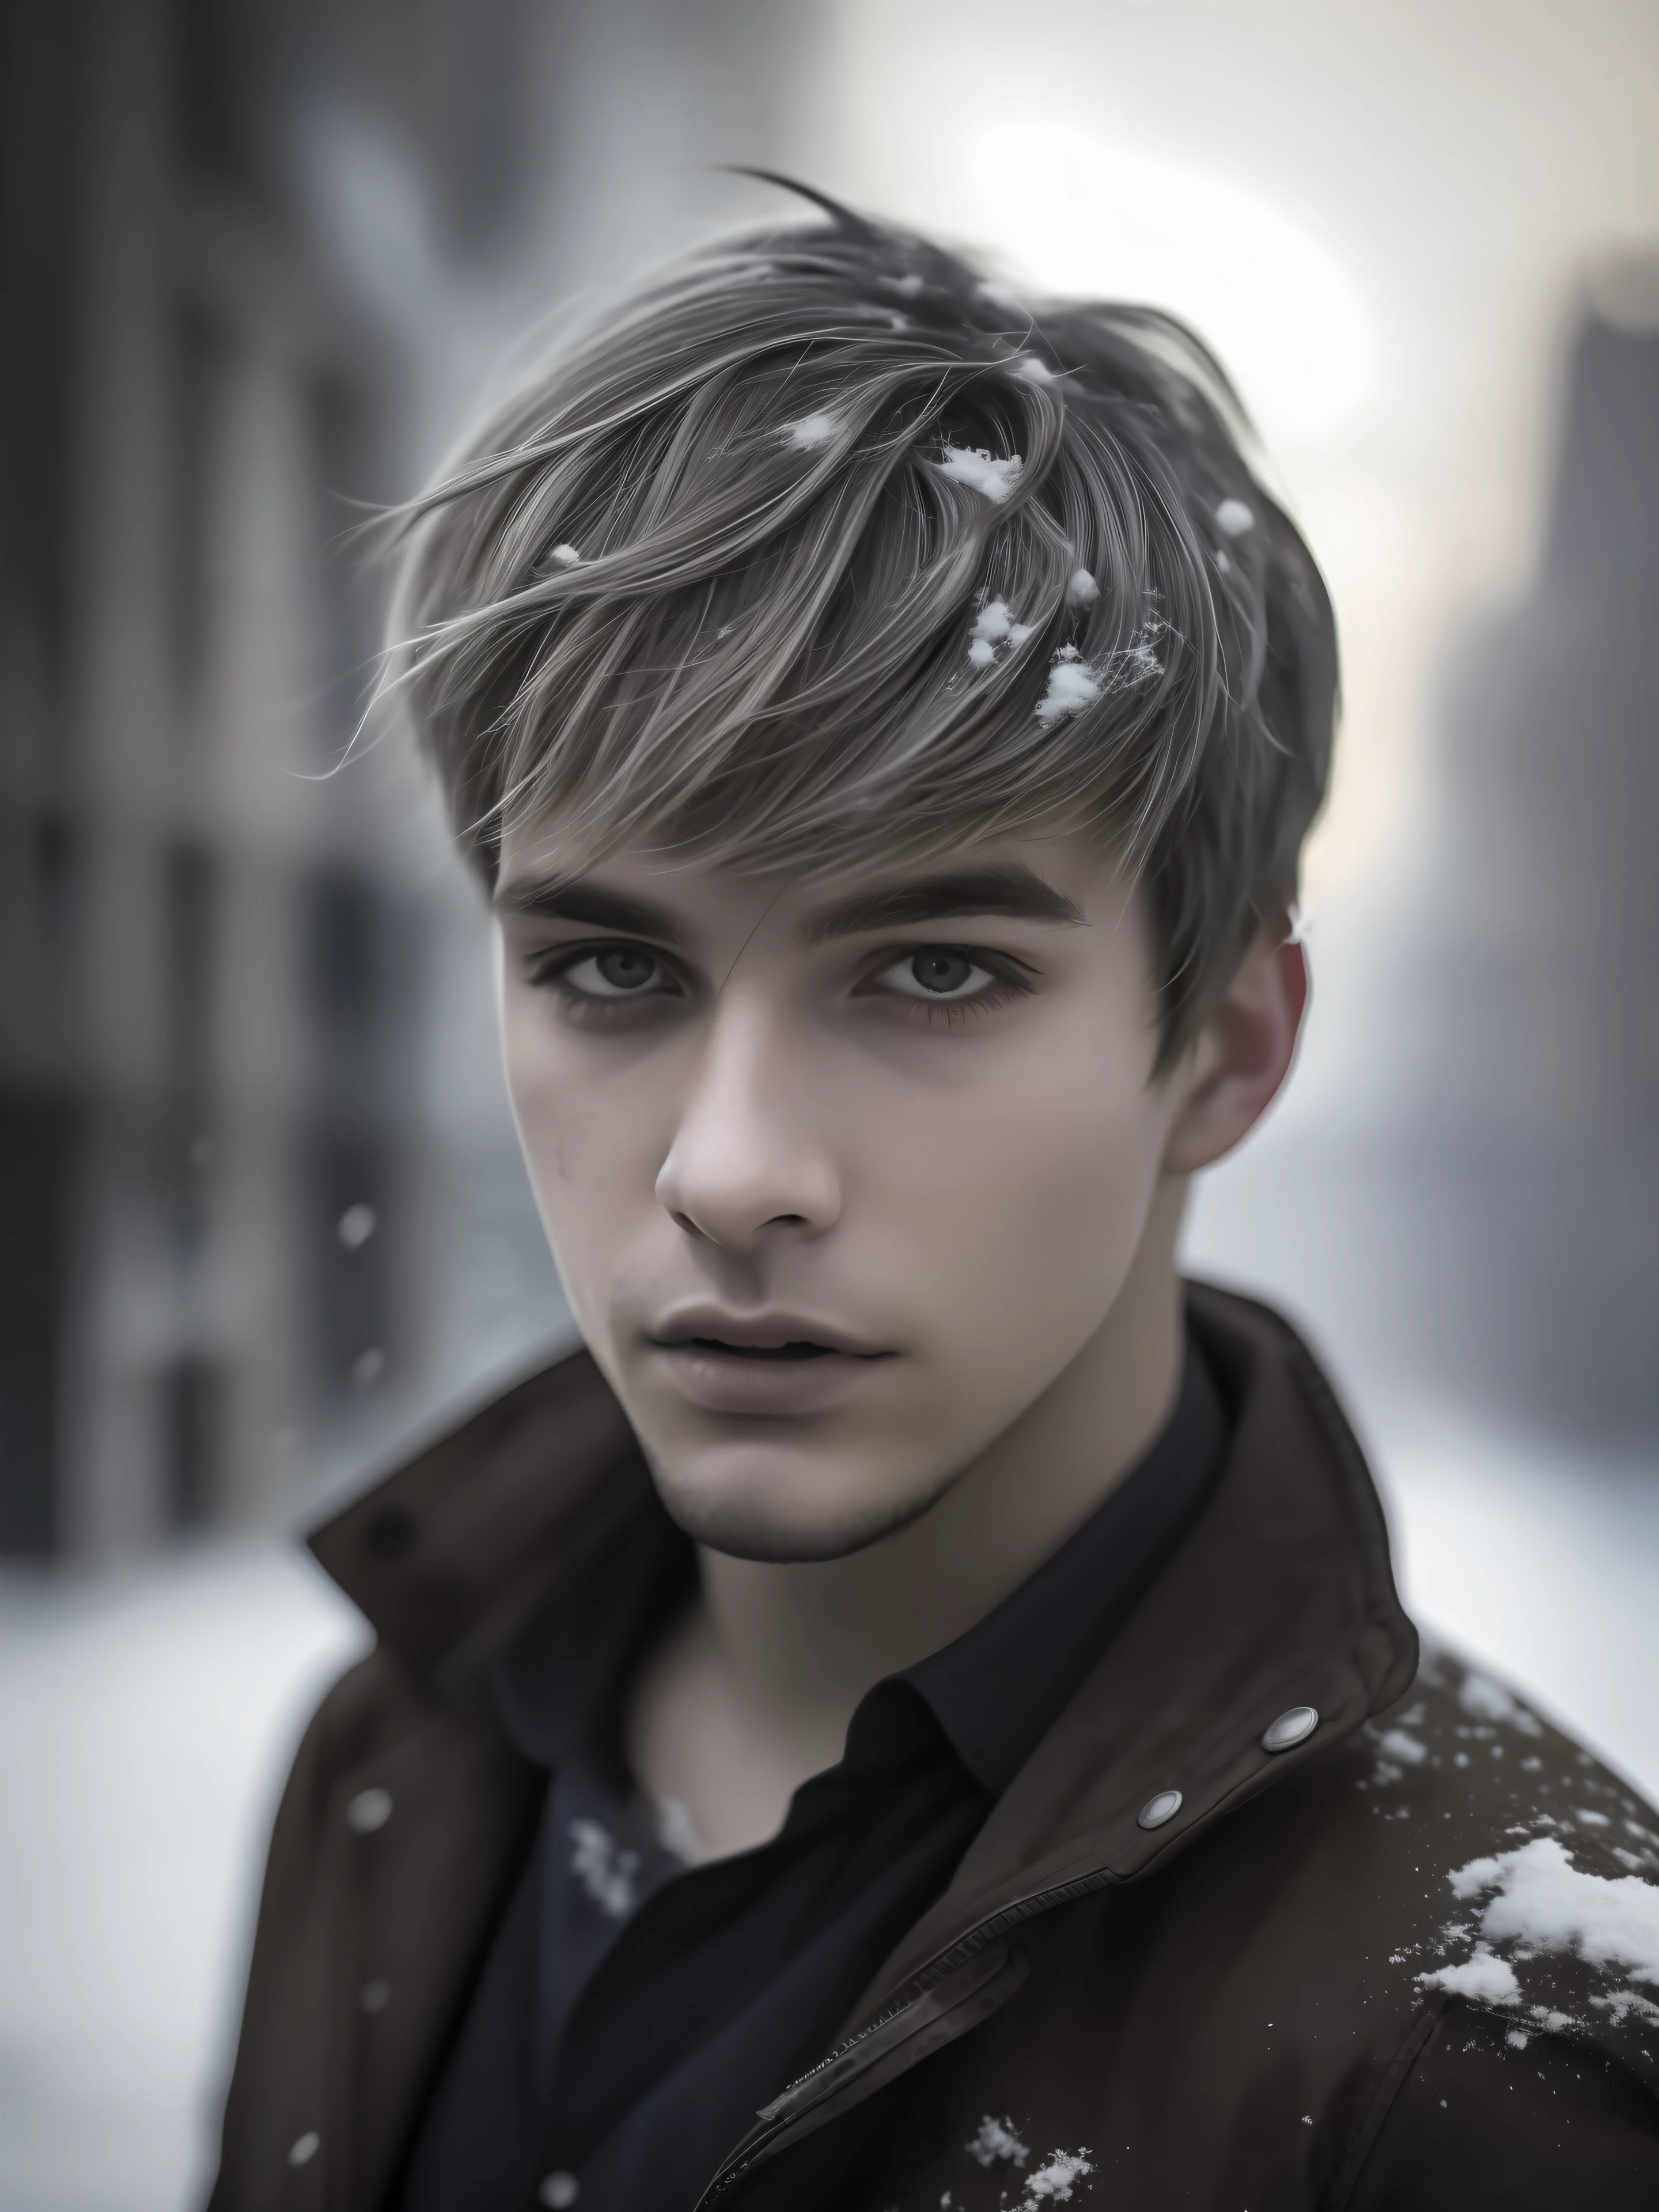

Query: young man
[{"left": 211, "top": 196, "right": 1659, "bottom": 2210}]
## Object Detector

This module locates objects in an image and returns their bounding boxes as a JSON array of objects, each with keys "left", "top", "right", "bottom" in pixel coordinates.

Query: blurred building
[
  {"left": 0, "top": 0, "right": 554, "bottom": 1558},
  {"left": 1411, "top": 276, "right": 1659, "bottom": 1437}
]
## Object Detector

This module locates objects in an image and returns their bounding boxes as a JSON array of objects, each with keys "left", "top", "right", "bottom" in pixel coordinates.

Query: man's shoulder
[
  {"left": 268, "top": 1633, "right": 532, "bottom": 1863},
  {"left": 1337, "top": 1651, "right": 1659, "bottom": 2039},
  {"left": 972, "top": 1651, "right": 1659, "bottom": 2207},
  {"left": 1198, "top": 1647, "right": 1659, "bottom": 2092}
]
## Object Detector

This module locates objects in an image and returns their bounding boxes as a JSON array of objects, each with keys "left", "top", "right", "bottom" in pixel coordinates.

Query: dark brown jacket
[{"left": 211, "top": 1285, "right": 1659, "bottom": 2210}]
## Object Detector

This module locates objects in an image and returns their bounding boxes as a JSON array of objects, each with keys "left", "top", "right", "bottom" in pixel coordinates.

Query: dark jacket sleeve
[
  {"left": 207, "top": 1654, "right": 391, "bottom": 2210},
  {"left": 1345, "top": 2004, "right": 1659, "bottom": 2211},
  {"left": 207, "top": 1650, "right": 539, "bottom": 2212}
]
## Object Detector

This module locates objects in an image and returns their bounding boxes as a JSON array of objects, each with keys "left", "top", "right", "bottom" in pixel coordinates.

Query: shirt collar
[{"left": 493, "top": 1337, "right": 1226, "bottom": 1796}]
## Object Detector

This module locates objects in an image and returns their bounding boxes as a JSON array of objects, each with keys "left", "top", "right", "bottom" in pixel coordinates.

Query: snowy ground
[
  {"left": 1, "top": 1423, "right": 1656, "bottom": 2212},
  {"left": 0, "top": 1549, "right": 368, "bottom": 2212}
]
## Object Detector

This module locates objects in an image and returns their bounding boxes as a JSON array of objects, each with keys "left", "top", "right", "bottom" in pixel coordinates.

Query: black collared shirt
[{"left": 397, "top": 1339, "right": 1227, "bottom": 2212}]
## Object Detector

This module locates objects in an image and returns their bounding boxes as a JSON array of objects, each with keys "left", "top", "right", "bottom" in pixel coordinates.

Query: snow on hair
[
  {"left": 937, "top": 444, "right": 1024, "bottom": 503},
  {"left": 781, "top": 411, "right": 840, "bottom": 453},
  {"left": 384, "top": 188, "right": 1337, "bottom": 1059}
]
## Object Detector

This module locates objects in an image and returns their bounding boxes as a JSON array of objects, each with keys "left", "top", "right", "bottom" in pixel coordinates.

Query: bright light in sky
[{"left": 965, "top": 120, "right": 1376, "bottom": 455}]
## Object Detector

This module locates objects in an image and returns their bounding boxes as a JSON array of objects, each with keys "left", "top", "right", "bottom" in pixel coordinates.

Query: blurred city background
[{"left": 2, "top": 1, "right": 1657, "bottom": 2205}]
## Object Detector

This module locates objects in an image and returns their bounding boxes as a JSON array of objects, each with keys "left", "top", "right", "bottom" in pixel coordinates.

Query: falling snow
[
  {"left": 336, "top": 1203, "right": 376, "bottom": 1250},
  {"left": 547, "top": 543, "right": 582, "bottom": 567},
  {"left": 1214, "top": 498, "right": 1255, "bottom": 537}
]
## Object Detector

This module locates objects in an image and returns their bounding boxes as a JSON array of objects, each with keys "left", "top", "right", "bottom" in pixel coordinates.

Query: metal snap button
[
  {"left": 1262, "top": 1706, "right": 1319, "bottom": 1753},
  {"left": 1137, "top": 1789, "right": 1183, "bottom": 1830},
  {"left": 346, "top": 1787, "right": 393, "bottom": 1832}
]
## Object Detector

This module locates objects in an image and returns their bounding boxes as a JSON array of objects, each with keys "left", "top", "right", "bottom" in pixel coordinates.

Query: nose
[{"left": 655, "top": 1002, "right": 840, "bottom": 1253}]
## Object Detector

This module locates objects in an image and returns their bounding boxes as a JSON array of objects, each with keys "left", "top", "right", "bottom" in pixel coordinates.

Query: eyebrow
[
  {"left": 492, "top": 874, "right": 687, "bottom": 944},
  {"left": 800, "top": 863, "right": 1085, "bottom": 942},
  {"left": 492, "top": 859, "right": 1085, "bottom": 950}
]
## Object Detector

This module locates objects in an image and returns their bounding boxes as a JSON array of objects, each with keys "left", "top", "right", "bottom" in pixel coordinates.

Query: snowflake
[
  {"left": 967, "top": 597, "right": 1037, "bottom": 667},
  {"left": 966, "top": 2115, "right": 1029, "bottom": 2168},
  {"left": 1034, "top": 646, "right": 1101, "bottom": 728},
  {"left": 938, "top": 445, "right": 1023, "bottom": 503},
  {"left": 1022, "top": 2149, "right": 1096, "bottom": 2202},
  {"left": 782, "top": 412, "right": 839, "bottom": 453}
]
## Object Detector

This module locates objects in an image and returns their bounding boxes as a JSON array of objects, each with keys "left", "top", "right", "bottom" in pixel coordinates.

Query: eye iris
[
  {"left": 912, "top": 952, "right": 973, "bottom": 994},
  {"left": 596, "top": 948, "right": 656, "bottom": 991}
]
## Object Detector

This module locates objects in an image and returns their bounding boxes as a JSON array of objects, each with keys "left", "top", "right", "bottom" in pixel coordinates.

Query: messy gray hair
[{"left": 387, "top": 184, "right": 1338, "bottom": 1059}]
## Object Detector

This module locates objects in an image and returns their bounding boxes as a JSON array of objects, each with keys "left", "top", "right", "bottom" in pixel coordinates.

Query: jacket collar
[
  {"left": 859, "top": 1279, "right": 1418, "bottom": 2011},
  {"left": 310, "top": 1282, "right": 1417, "bottom": 1971},
  {"left": 309, "top": 1339, "right": 656, "bottom": 1694}
]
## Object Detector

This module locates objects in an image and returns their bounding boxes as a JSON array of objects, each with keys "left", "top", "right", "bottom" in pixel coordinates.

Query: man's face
[{"left": 495, "top": 827, "right": 1193, "bottom": 1562}]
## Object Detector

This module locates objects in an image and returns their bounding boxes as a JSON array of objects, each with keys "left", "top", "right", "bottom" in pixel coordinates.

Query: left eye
[{"left": 877, "top": 949, "right": 994, "bottom": 999}]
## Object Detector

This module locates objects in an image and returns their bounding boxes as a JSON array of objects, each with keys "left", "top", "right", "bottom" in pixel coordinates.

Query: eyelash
[
  {"left": 525, "top": 940, "right": 1036, "bottom": 1024},
  {"left": 527, "top": 943, "right": 684, "bottom": 1017},
  {"left": 878, "top": 963, "right": 1031, "bottom": 1027}
]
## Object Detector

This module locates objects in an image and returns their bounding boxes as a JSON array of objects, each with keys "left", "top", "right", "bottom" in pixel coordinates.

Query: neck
[{"left": 692, "top": 1176, "right": 1190, "bottom": 1774}]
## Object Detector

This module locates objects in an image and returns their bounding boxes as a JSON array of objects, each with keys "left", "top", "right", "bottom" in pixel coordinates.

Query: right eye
[{"left": 555, "top": 946, "right": 676, "bottom": 999}]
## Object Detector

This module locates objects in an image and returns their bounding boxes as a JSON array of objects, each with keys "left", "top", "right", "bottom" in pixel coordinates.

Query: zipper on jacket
[{"left": 694, "top": 1861, "right": 1117, "bottom": 2209}]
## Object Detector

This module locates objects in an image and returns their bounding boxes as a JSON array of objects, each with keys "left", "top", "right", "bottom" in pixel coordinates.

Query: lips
[
  {"left": 647, "top": 1312, "right": 892, "bottom": 1415},
  {"left": 682, "top": 1338, "right": 837, "bottom": 1361},
  {"left": 651, "top": 1310, "right": 885, "bottom": 1359}
]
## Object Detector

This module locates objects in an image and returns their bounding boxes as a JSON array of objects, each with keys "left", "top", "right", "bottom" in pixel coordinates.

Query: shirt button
[
  {"left": 539, "top": 2173, "right": 580, "bottom": 2207},
  {"left": 358, "top": 1979, "right": 390, "bottom": 2013},
  {"left": 1261, "top": 1706, "right": 1319, "bottom": 1753},
  {"left": 346, "top": 1787, "right": 393, "bottom": 1832},
  {"left": 1137, "top": 1789, "right": 1183, "bottom": 1830},
  {"left": 287, "top": 2131, "right": 320, "bottom": 2167}
]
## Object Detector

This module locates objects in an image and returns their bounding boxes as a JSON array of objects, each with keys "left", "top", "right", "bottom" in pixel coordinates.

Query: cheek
[
  {"left": 499, "top": 998, "right": 670, "bottom": 1266},
  {"left": 855, "top": 1031, "right": 1166, "bottom": 1354}
]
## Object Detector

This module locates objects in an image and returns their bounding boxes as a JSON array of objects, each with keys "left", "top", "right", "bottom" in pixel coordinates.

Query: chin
[{"left": 648, "top": 1454, "right": 952, "bottom": 1564}]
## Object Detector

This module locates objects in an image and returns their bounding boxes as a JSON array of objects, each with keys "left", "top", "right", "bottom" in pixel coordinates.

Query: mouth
[
  {"left": 651, "top": 1312, "right": 887, "bottom": 1360},
  {"left": 681, "top": 1337, "right": 839, "bottom": 1362},
  {"left": 647, "top": 1313, "right": 892, "bottom": 1414}
]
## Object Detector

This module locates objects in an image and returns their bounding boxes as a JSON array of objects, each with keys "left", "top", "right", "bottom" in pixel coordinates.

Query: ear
[{"left": 1160, "top": 921, "right": 1308, "bottom": 1175}]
